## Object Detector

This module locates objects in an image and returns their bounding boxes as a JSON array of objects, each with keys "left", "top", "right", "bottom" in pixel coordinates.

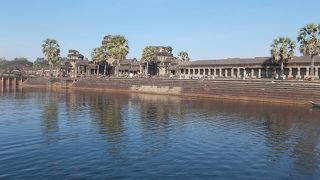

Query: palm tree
[
  {"left": 91, "top": 47, "right": 105, "bottom": 75},
  {"left": 42, "top": 38, "right": 60, "bottom": 77},
  {"left": 106, "top": 35, "right": 129, "bottom": 76},
  {"left": 141, "top": 46, "right": 157, "bottom": 76},
  {"left": 178, "top": 51, "right": 190, "bottom": 61},
  {"left": 271, "top": 37, "right": 296, "bottom": 78},
  {"left": 297, "top": 23, "right": 320, "bottom": 78}
]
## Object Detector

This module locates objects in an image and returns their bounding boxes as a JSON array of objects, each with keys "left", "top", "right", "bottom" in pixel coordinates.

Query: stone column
[
  {"left": 288, "top": 67, "right": 293, "bottom": 78},
  {"left": 208, "top": 69, "right": 211, "bottom": 76},
  {"left": 224, "top": 68, "right": 228, "bottom": 77},
  {"left": 306, "top": 67, "right": 309, "bottom": 77},
  {"left": 243, "top": 68, "right": 247, "bottom": 78},
  {"left": 251, "top": 69, "right": 254, "bottom": 78},
  {"left": 213, "top": 68, "right": 217, "bottom": 77},
  {"left": 14, "top": 77, "right": 17, "bottom": 87},
  {"left": 219, "top": 68, "right": 222, "bottom": 77},
  {"left": 258, "top": 68, "right": 261, "bottom": 78},
  {"left": 231, "top": 68, "right": 234, "bottom": 78},
  {"left": 203, "top": 68, "right": 206, "bottom": 75},
  {"left": 237, "top": 68, "right": 240, "bottom": 78},
  {"left": 315, "top": 67, "right": 319, "bottom": 79},
  {"left": 7, "top": 77, "right": 10, "bottom": 87},
  {"left": 297, "top": 67, "right": 301, "bottom": 79},
  {"left": 266, "top": 67, "right": 269, "bottom": 78}
]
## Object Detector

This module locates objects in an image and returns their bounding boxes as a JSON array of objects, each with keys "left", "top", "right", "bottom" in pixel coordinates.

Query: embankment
[{"left": 23, "top": 77, "right": 320, "bottom": 105}]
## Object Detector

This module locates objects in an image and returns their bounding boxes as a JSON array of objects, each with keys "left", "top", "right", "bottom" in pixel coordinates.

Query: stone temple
[{"left": 26, "top": 46, "right": 320, "bottom": 80}]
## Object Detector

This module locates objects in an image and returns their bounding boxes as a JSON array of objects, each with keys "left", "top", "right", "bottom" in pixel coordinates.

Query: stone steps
[{"left": 71, "top": 78, "right": 320, "bottom": 104}]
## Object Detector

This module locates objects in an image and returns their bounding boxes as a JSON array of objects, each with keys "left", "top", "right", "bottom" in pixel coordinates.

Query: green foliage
[
  {"left": 297, "top": 23, "right": 320, "bottom": 57},
  {"left": 271, "top": 37, "right": 296, "bottom": 64},
  {"left": 91, "top": 47, "right": 105, "bottom": 64},
  {"left": 108, "top": 35, "right": 129, "bottom": 76},
  {"left": 0, "top": 58, "right": 9, "bottom": 70},
  {"left": 42, "top": 38, "right": 61, "bottom": 65},
  {"left": 271, "top": 37, "right": 296, "bottom": 77},
  {"left": 141, "top": 46, "right": 156, "bottom": 62},
  {"left": 42, "top": 38, "right": 60, "bottom": 77},
  {"left": 178, "top": 51, "right": 190, "bottom": 61},
  {"left": 297, "top": 23, "right": 320, "bottom": 77},
  {"left": 0, "top": 57, "right": 33, "bottom": 72},
  {"left": 33, "top": 57, "right": 48, "bottom": 67},
  {"left": 106, "top": 35, "right": 129, "bottom": 65}
]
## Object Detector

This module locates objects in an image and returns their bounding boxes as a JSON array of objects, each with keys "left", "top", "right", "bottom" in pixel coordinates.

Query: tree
[
  {"left": 178, "top": 51, "right": 190, "bottom": 61},
  {"left": 34, "top": 57, "right": 47, "bottom": 67},
  {"left": 12, "top": 57, "right": 33, "bottom": 66},
  {"left": 0, "top": 57, "right": 33, "bottom": 73},
  {"left": 42, "top": 38, "right": 60, "bottom": 77},
  {"left": 297, "top": 23, "right": 320, "bottom": 78},
  {"left": 106, "top": 35, "right": 129, "bottom": 76},
  {"left": 271, "top": 37, "right": 296, "bottom": 78},
  {"left": 141, "top": 46, "right": 157, "bottom": 76},
  {"left": 9, "top": 57, "right": 33, "bottom": 72},
  {"left": 91, "top": 47, "right": 105, "bottom": 75},
  {"left": 0, "top": 58, "right": 9, "bottom": 70}
]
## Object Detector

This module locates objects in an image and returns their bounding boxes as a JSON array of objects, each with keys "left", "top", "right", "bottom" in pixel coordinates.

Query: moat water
[{"left": 0, "top": 87, "right": 320, "bottom": 179}]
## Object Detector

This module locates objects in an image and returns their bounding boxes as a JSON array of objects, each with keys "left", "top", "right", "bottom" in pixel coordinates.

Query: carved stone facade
[
  {"left": 138, "top": 46, "right": 176, "bottom": 76},
  {"left": 57, "top": 46, "right": 320, "bottom": 80},
  {"left": 67, "top": 50, "right": 94, "bottom": 77}
]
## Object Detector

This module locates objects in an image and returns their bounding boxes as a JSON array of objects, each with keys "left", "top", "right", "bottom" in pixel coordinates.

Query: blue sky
[{"left": 0, "top": 0, "right": 319, "bottom": 61}]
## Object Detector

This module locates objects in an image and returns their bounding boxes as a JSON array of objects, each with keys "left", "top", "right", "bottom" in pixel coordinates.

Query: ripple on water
[{"left": 1, "top": 89, "right": 320, "bottom": 178}]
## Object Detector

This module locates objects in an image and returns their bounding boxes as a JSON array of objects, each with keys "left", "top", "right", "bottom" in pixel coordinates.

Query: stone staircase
[{"left": 72, "top": 78, "right": 320, "bottom": 104}]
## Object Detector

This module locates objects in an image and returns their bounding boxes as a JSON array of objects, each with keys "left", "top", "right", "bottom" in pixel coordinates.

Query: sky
[{"left": 0, "top": 0, "right": 320, "bottom": 61}]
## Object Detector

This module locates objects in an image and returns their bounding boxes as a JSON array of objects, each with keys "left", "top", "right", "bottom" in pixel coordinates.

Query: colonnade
[
  {"left": 0, "top": 77, "right": 23, "bottom": 88},
  {"left": 179, "top": 66, "right": 320, "bottom": 79}
]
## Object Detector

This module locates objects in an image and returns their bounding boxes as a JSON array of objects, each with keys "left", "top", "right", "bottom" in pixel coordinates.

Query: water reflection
[
  {"left": 42, "top": 101, "right": 59, "bottom": 133},
  {"left": 1, "top": 87, "right": 320, "bottom": 178}
]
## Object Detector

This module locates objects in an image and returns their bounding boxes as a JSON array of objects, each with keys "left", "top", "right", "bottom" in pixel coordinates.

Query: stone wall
[
  {"left": 22, "top": 77, "right": 320, "bottom": 105},
  {"left": 70, "top": 78, "right": 320, "bottom": 105},
  {"left": 23, "top": 77, "right": 73, "bottom": 88}
]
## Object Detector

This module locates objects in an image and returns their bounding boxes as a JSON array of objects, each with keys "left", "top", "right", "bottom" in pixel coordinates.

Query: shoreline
[{"left": 21, "top": 77, "right": 320, "bottom": 106}]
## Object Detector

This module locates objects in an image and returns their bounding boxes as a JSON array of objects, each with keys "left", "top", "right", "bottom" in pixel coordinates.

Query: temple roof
[
  {"left": 119, "top": 58, "right": 138, "bottom": 65},
  {"left": 75, "top": 60, "right": 89, "bottom": 66}
]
